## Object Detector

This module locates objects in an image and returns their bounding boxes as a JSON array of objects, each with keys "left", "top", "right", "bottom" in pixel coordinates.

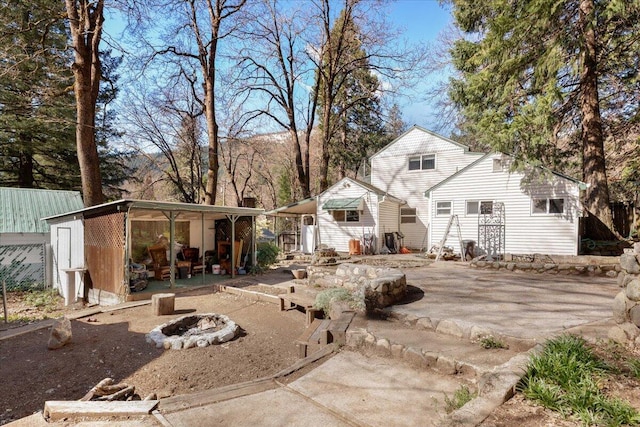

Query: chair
[
  {"left": 219, "top": 240, "right": 242, "bottom": 274},
  {"left": 148, "top": 244, "right": 172, "bottom": 280},
  {"left": 182, "top": 247, "right": 205, "bottom": 275}
]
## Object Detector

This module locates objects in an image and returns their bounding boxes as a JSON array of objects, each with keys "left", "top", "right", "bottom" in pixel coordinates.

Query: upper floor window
[
  {"left": 400, "top": 207, "right": 417, "bottom": 224},
  {"left": 436, "top": 201, "right": 452, "bottom": 216},
  {"left": 532, "top": 198, "right": 564, "bottom": 215},
  {"left": 408, "top": 154, "right": 435, "bottom": 171},
  {"left": 466, "top": 200, "right": 494, "bottom": 215}
]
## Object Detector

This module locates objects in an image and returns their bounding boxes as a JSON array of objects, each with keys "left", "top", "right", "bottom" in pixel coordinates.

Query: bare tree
[
  {"left": 65, "top": 0, "right": 105, "bottom": 206},
  {"left": 234, "top": 0, "right": 316, "bottom": 199}
]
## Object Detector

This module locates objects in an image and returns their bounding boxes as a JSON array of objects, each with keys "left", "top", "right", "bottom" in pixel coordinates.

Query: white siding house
[
  {"left": 369, "top": 126, "right": 484, "bottom": 249},
  {"left": 426, "top": 153, "right": 584, "bottom": 256},
  {"left": 317, "top": 177, "right": 402, "bottom": 252}
]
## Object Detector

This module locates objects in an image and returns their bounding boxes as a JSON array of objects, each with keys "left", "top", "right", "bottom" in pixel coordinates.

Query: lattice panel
[{"left": 85, "top": 213, "right": 125, "bottom": 249}]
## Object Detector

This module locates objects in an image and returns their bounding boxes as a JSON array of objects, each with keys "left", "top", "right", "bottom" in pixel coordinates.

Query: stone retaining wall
[
  {"left": 307, "top": 263, "right": 406, "bottom": 311},
  {"left": 611, "top": 243, "right": 640, "bottom": 347},
  {"left": 470, "top": 254, "right": 620, "bottom": 277}
]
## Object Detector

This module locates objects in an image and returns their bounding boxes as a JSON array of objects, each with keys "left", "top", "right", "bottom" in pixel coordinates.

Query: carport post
[{"left": 226, "top": 214, "right": 239, "bottom": 278}]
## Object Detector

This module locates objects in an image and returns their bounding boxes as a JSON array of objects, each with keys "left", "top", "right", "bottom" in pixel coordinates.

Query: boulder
[
  {"left": 48, "top": 318, "right": 72, "bottom": 350},
  {"left": 620, "top": 254, "right": 640, "bottom": 274}
]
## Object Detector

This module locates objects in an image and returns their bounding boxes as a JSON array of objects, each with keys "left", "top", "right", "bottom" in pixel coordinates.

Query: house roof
[
  {"left": 369, "top": 125, "right": 473, "bottom": 160},
  {"left": 264, "top": 197, "right": 317, "bottom": 217},
  {"left": 326, "top": 177, "right": 404, "bottom": 203},
  {"left": 0, "top": 187, "right": 84, "bottom": 233},
  {"left": 42, "top": 199, "right": 264, "bottom": 223},
  {"left": 423, "top": 152, "right": 587, "bottom": 197}
]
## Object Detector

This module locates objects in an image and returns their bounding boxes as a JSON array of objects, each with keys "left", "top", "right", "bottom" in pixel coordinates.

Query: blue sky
[{"left": 388, "top": 0, "right": 454, "bottom": 130}]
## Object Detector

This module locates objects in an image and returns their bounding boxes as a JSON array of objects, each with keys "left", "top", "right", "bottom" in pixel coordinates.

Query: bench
[
  {"left": 278, "top": 288, "right": 322, "bottom": 327},
  {"left": 295, "top": 318, "right": 331, "bottom": 358}
]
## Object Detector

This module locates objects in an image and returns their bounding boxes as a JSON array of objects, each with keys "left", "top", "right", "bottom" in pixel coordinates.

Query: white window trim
[
  {"left": 436, "top": 201, "right": 452, "bottom": 216},
  {"left": 331, "top": 209, "right": 360, "bottom": 223},
  {"left": 408, "top": 154, "right": 436, "bottom": 171},
  {"left": 466, "top": 200, "right": 494, "bottom": 216},
  {"left": 400, "top": 207, "right": 417, "bottom": 224},
  {"left": 531, "top": 198, "right": 565, "bottom": 215}
]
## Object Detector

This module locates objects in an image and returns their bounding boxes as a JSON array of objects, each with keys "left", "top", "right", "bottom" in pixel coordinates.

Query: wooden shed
[{"left": 44, "top": 199, "right": 263, "bottom": 305}]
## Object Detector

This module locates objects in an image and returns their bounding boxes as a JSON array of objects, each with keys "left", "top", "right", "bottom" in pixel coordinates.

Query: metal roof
[
  {"left": 0, "top": 187, "right": 84, "bottom": 233},
  {"left": 322, "top": 197, "right": 364, "bottom": 210},
  {"left": 42, "top": 199, "right": 264, "bottom": 223},
  {"left": 264, "top": 197, "right": 317, "bottom": 217}
]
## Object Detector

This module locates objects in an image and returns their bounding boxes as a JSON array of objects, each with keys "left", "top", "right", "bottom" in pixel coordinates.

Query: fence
[
  {"left": 612, "top": 201, "right": 636, "bottom": 238},
  {"left": 0, "top": 244, "right": 46, "bottom": 291}
]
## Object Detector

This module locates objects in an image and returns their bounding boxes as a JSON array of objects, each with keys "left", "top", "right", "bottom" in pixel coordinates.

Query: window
[
  {"left": 408, "top": 154, "right": 435, "bottom": 171},
  {"left": 436, "top": 201, "right": 452, "bottom": 216},
  {"left": 466, "top": 201, "right": 493, "bottom": 215},
  {"left": 493, "top": 158, "right": 504, "bottom": 172},
  {"left": 400, "top": 207, "right": 417, "bottom": 224},
  {"left": 331, "top": 210, "right": 360, "bottom": 222},
  {"left": 532, "top": 198, "right": 564, "bottom": 214}
]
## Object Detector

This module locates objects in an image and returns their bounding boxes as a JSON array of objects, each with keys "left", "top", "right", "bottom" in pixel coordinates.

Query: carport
[
  {"left": 44, "top": 199, "right": 263, "bottom": 305},
  {"left": 265, "top": 197, "right": 318, "bottom": 254}
]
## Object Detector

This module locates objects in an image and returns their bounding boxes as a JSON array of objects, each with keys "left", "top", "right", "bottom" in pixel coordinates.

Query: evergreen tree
[
  {"left": 0, "top": 0, "right": 80, "bottom": 189},
  {"left": 448, "top": 0, "right": 640, "bottom": 238}
]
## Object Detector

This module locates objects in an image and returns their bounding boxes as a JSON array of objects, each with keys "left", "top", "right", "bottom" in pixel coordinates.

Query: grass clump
[
  {"left": 24, "top": 289, "right": 60, "bottom": 312},
  {"left": 478, "top": 335, "right": 508, "bottom": 350},
  {"left": 444, "top": 385, "right": 476, "bottom": 413},
  {"left": 518, "top": 334, "right": 640, "bottom": 426},
  {"left": 314, "top": 287, "right": 363, "bottom": 317}
]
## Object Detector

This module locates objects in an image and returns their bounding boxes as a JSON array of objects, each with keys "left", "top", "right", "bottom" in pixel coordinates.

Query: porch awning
[{"left": 322, "top": 198, "right": 363, "bottom": 211}]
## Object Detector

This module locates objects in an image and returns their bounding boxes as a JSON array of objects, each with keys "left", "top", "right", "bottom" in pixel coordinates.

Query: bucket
[
  {"left": 212, "top": 264, "right": 221, "bottom": 274},
  {"left": 349, "top": 239, "right": 361, "bottom": 255}
]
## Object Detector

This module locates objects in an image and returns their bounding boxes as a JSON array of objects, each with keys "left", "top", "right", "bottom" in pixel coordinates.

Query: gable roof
[
  {"left": 369, "top": 125, "right": 473, "bottom": 160},
  {"left": 325, "top": 177, "right": 404, "bottom": 203},
  {"left": 0, "top": 187, "right": 84, "bottom": 233},
  {"left": 423, "top": 153, "right": 587, "bottom": 197}
]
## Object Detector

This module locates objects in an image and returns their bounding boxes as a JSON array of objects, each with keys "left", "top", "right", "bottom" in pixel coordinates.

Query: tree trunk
[
  {"left": 204, "top": 82, "right": 219, "bottom": 205},
  {"left": 65, "top": 0, "right": 104, "bottom": 207},
  {"left": 319, "top": 102, "right": 332, "bottom": 192},
  {"left": 579, "top": 0, "right": 615, "bottom": 239},
  {"left": 289, "top": 129, "right": 311, "bottom": 199}
]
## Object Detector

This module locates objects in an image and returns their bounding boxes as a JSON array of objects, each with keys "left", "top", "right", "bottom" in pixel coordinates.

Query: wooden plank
[
  {"left": 308, "top": 318, "right": 331, "bottom": 345},
  {"left": 273, "top": 345, "right": 335, "bottom": 379},
  {"left": 159, "top": 378, "right": 277, "bottom": 413},
  {"left": 328, "top": 312, "right": 356, "bottom": 345},
  {"left": 296, "top": 318, "right": 323, "bottom": 343},
  {"left": 44, "top": 400, "right": 158, "bottom": 421}
]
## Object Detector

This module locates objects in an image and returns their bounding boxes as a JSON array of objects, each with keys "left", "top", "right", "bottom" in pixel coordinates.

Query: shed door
[{"left": 57, "top": 227, "right": 71, "bottom": 270}]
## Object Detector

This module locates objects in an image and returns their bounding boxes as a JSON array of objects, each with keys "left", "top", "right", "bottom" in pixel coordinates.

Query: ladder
[{"left": 435, "top": 215, "right": 465, "bottom": 261}]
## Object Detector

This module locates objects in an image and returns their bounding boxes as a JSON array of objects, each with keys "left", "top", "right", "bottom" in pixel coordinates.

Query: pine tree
[
  {"left": 0, "top": 0, "right": 80, "bottom": 189},
  {"left": 448, "top": 0, "right": 640, "bottom": 238}
]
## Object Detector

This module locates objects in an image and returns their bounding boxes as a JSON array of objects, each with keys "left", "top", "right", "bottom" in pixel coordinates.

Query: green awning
[{"left": 322, "top": 198, "right": 363, "bottom": 210}]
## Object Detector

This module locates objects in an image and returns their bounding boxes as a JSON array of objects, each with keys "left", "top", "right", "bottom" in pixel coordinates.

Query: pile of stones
[{"left": 611, "top": 243, "right": 640, "bottom": 347}]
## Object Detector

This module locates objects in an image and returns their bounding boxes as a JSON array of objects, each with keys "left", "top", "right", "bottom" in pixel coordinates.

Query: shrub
[
  {"left": 444, "top": 385, "right": 476, "bottom": 413},
  {"left": 256, "top": 242, "right": 280, "bottom": 269},
  {"left": 314, "top": 287, "right": 363, "bottom": 317}
]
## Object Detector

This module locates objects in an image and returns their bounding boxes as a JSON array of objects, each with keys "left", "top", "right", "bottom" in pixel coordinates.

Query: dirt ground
[
  {"left": 0, "top": 281, "right": 310, "bottom": 425},
  {"left": 2, "top": 262, "right": 640, "bottom": 426}
]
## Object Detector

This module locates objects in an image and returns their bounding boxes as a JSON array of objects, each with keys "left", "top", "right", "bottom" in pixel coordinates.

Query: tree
[
  {"left": 0, "top": 0, "right": 80, "bottom": 189},
  {"left": 235, "top": 0, "right": 316, "bottom": 199},
  {"left": 65, "top": 0, "right": 105, "bottom": 206},
  {"left": 448, "top": 0, "right": 640, "bottom": 238}
]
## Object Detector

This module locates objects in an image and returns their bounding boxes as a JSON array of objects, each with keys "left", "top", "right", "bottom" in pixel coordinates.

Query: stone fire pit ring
[{"left": 146, "top": 313, "right": 239, "bottom": 350}]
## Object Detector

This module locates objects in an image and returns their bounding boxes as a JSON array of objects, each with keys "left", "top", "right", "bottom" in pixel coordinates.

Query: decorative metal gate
[{"left": 478, "top": 202, "right": 505, "bottom": 260}]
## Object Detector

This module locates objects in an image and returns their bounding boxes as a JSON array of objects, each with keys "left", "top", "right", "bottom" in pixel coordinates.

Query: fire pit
[{"left": 146, "top": 313, "right": 239, "bottom": 350}]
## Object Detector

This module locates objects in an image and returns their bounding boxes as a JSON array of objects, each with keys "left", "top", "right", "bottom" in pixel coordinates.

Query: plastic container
[{"left": 212, "top": 264, "right": 221, "bottom": 274}]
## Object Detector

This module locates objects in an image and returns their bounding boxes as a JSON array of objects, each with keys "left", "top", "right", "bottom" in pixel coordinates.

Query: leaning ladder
[{"left": 435, "top": 215, "right": 465, "bottom": 261}]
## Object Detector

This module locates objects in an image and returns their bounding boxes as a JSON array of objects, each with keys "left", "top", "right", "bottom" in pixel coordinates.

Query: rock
[
  {"left": 608, "top": 325, "right": 629, "bottom": 345},
  {"left": 635, "top": 242, "right": 640, "bottom": 254},
  {"left": 436, "top": 319, "right": 465, "bottom": 339},
  {"left": 626, "top": 279, "right": 640, "bottom": 301},
  {"left": 416, "top": 317, "right": 434, "bottom": 330},
  {"left": 402, "top": 347, "right": 426, "bottom": 368},
  {"left": 48, "top": 318, "right": 72, "bottom": 350},
  {"left": 613, "top": 291, "right": 628, "bottom": 324},
  {"left": 620, "top": 254, "right": 640, "bottom": 274},
  {"left": 630, "top": 305, "right": 640, "bottom": 328}
]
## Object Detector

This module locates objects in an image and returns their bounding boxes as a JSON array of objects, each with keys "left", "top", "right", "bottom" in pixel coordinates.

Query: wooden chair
[
  {"left": 182, "top": 247, "right": 205, "bottom": 275},
  {"left": 148, "top": 244, "right": 172, "bottom": 280},
  {"left": 219, "top": 240, "right": 242, "bottom": 274}
]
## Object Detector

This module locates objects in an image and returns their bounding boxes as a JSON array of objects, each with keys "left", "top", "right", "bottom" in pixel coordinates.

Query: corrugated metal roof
[{"left": 0, "top": 187, "right": 84, "bottom": 233}]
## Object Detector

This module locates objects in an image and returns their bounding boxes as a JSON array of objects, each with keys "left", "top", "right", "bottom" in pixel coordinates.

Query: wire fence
[{"left": 0, "top": 243, "right": 46, "bottom": 291}]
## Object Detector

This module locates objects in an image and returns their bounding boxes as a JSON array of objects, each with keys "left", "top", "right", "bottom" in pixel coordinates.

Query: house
[
  {"left": 316, "top": 177, "right": 404, "bottom": 253},
  {"left": 0, "top": 187, "right": 84, "bottom": 289},
  {"left": 44, "top": 199, "right": 263, "bottom": 306},
  {"left": 368, "top": 126, "right": 484, "bottom": 249},
  {"left": 268, "top": 125, "right": 585, "bottom": 256},
  {"left": 426, "top": 152, "right": 585, "bottom": 256}
]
